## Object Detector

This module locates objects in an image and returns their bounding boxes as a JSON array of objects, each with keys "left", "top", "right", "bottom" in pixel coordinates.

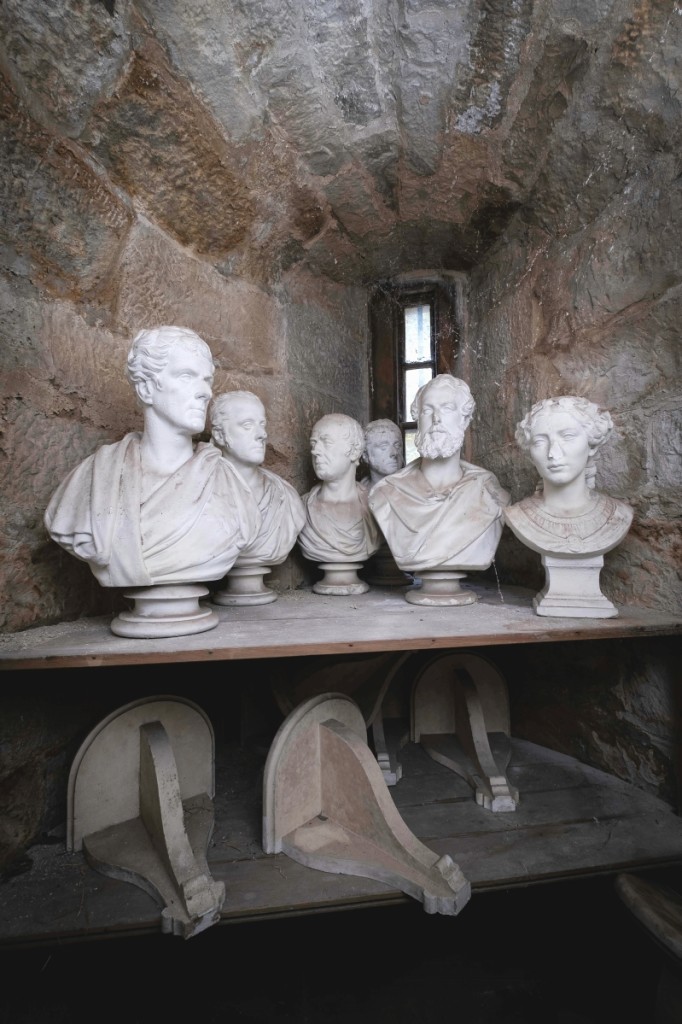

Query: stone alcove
[{"left": 0, "top": 1, "right": 680, "bottom": 878}]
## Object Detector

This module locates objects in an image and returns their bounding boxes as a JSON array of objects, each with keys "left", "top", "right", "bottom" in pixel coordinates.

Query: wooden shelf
[
  {"left": 2, "top": 736, "right": 682, "bottom": 947},
  {"left": 2, "top": 583, "right": 680, "bottom": 670},
  {"left": 2, "top": 584, "right": 679, "bottom": 947}
]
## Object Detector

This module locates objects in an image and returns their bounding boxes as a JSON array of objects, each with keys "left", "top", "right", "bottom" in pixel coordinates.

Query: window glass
[
  {"left": 404, "top": 429, "right": 419, "bottom": 465},
  {"left": 404, "top": 304, "right": 432, "bottom": 362},
  {"left": 405, "top": 366, "right": 434, "bottom": 418}
]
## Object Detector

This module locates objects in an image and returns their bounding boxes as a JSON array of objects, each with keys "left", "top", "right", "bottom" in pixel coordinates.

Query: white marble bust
[
  {"left": 361, "top": 418, "right": 405, "bottom": 488},
  {"left": 368, "top": 375, "right": 510, "bottom": 574},
  {"left": 504, "top": 396, "right": 633, "bottom": 558},
  {"left": 298, "top": 413, "right": 381, "bottom": 565},
  {"left": 44, "top": 326, "right": 260, "bottom": 589},
  {"left": 209, "top": 390, "right": 305, "bottom": 567}
]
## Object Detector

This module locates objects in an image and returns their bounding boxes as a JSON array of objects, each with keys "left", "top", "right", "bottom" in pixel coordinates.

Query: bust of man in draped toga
[
  {"left": 298, "top": 412, "right": 381, "bottom": 564},
  {"left": 44, "top": 325, "right": 260, "bottom": 588},
  {"left": 368, "top": 374, "right": 510, "bottom": 573}
]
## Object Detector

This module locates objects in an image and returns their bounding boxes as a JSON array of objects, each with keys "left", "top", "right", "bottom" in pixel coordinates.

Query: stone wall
[{"left": 0, "top": 2, "right": 370, "bottom": 633}]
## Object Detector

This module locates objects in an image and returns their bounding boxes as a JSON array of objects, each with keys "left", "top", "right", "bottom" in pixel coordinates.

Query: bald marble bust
[{"left": 298, "top": 413, "right": 381, "bottom": 565}]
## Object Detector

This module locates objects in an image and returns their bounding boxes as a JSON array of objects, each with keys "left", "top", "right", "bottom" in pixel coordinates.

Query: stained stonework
[{"left": 0, "top": 3, "right": 679, "bottom": 623}]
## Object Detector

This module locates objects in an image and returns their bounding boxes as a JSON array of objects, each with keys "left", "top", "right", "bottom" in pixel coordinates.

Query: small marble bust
[
  {"left": 44, "top": 326, "right": 260, "bottom": 591},
  {"left": 209, "top": 391, "right": 305, "bottom": 605},
  {"left": 360, "top": 419, "right": 409, "bottom": 587},
  {"left": 298, "top": 413, "right": 381, "bottom": 592},
  {"left": 368, "top": 375, "right": 510, "bottom": 581},
  {"left": 361, "top": 418, "right": 405, "bottom": 488},
  {"left": 504, "top": 395, "right": 633, "bottom": 617}
]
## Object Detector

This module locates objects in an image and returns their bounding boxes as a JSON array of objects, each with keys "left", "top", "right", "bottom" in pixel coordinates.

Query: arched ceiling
[{"left": 2, "top": 0, "right": 680, "bottom": 286}]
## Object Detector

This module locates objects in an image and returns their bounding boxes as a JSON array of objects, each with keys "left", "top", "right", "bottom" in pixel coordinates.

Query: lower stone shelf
[{"left": 2, "top": 737, "right": 681, "bottom": 947}]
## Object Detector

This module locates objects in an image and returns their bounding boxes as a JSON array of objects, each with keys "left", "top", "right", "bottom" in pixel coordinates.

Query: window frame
[{"left": 369, "top": 277, "right": 460, "bottom": 462}]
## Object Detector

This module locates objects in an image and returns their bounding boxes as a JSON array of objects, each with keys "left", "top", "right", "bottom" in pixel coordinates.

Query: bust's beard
[{"left": 416, "top": 426, "right": 464, "bottom": 460}]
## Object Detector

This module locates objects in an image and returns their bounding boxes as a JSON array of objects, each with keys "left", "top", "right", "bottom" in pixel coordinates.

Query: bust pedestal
[
  {"left": 212, "top": 566, "right": 278, "bottom": 606},
  {"left": 534, "top": 555, "right": 618, "bottom": 618},
  {"left": 111, "top": 584, "right": 219, "bottom": 638},
  {"left": 313, "top": 563, "right": 369, "bottom": 596},
  {"left": 362, "top": 541, "right": 411, "bottom": 588},
  {"left": 405, "top": 570, "right": 477, "bottom": 607}
]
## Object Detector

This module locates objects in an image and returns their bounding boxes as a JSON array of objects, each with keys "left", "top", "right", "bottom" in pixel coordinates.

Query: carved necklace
[{"left": 520, "top": 494, "right": 619, "bottom": 547}]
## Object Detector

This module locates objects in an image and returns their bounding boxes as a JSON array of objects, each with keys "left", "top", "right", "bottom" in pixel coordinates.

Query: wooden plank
[
  {"left": 2, "top": 739, "right": 681, "bottom": 946},
  {"left": 1, "top": 584, "right": 680, "bottom": 670}
]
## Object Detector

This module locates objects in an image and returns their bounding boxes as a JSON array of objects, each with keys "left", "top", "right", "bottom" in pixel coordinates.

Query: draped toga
[
  {"left": 368, "top": 459, "right": 510, "bottom": 572},
  {"left": 298, "top": 482, "right": 381, "bottom": 563},
  {"left": 232, "top": 466, "right": 306, "bottom": 567},
  {"left": 44, "top": 433, "right": 261, "bottom": 587}
]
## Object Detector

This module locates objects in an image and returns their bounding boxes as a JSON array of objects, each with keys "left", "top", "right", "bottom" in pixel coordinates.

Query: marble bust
[
  {"left": 368, "top": 374, "right": 510, "bottom": 604},
  {"left": 504, "top": 395, "right": 633, "bottom": 617},
  {"left": 298, "top": 412, "right": 381, "bottom": 594},
  {"left": 44, "top": 325, "right": 260, "bottom": 635},
  {"left": 360, "top": 419, "right": 409, "bottom": 586},
  {"left": 361, "top": 418, "right": 405, "bottom": 488},
  {"left": 208, "top": 390, "right": 305, "bottom": 604}
]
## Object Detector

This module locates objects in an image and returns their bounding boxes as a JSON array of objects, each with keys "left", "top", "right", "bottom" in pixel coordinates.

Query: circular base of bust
[
  {"left": 404, "top": 570, "right": 477, "bottom": 607},
  {"left": 313, "top": 563, "right": 369, "bottom": 596},
  {"left": 111, "top": 584, "right": 219, "bottom": 638},
  {"left": 212, "top": 566, "right": 277, "bottom": 606}
]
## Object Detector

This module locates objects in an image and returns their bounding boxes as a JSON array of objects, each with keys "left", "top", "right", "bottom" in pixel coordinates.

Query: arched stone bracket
[
  {"left": 411, "top": 653, "right": 519, "bottom": 813},
  {"left": 263, "top": 693, "right": 471, "bottom": 916},
  {"left": 67, "top": 697, "right": 225, "bottom": 938}
]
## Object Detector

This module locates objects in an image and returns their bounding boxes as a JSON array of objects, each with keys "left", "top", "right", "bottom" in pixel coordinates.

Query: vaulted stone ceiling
[{"left": 3, "top": 0, "right": 679, "bottom": 289}]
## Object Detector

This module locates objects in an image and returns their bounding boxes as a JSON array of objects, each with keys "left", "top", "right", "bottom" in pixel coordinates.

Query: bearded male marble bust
[{"left": 368, "top": 375, "right": 510, "bottom": 575}]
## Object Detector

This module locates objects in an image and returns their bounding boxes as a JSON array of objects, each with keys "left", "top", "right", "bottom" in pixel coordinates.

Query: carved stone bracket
[
  {"left": 67, "top": 696, "right": 225, "bottom": 938},
  {"left": 263, "top": 693, "right": 471, "bottom": 915},
  {"left": 411, "top": 652, "right": 519, "bottom": 812}
]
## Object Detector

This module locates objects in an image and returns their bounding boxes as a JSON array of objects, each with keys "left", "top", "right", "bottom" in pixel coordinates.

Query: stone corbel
[
  {"left": 263, "top": 693, "right": 471, "bottom": 915},
  {"left": 67, "top": 696, "right": 225, "bottom": 938},
  {"left": 411, "top": 652, "right": 519, "bottom": 812}
]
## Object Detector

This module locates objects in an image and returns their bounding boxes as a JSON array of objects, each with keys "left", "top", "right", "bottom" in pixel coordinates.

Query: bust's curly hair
[
  {"left": 126, "top": 326, "right": 213, "bottom": 389},
  {"left": 515, "top": 396, "right": 614, "bottom": 490}
]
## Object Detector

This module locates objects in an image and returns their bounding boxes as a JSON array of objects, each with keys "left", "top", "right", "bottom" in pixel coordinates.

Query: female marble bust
[
  {"left": 504, "top": 395, "right": 633, "bottom": 557},
  {"left": 504, "top": 395, "right": 633, "bottom": 618}
]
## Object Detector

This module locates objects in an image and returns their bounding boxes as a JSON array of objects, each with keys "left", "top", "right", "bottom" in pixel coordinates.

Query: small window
[
  {"left": 399, "top": 295, "right": 436, "bottom": 464},
  {"left": 369, "top": 277, "right": 460, "bottom": 463}
]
